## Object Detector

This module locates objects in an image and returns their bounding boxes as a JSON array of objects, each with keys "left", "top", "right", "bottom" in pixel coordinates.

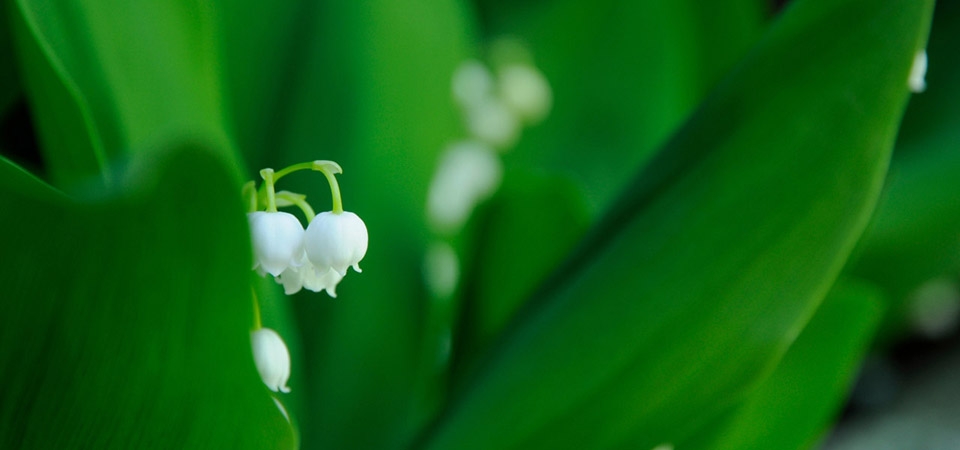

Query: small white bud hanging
[
  {"left": 251, "top": 328, "right": 291, "bottom": 393},
  {"left": 498, "top": 64, "right": 552, "bottom": 124}
]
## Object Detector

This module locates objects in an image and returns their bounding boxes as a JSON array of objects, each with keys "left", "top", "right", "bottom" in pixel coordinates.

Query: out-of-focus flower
[
  {"left": 465, "top": 97, "right": 521, "bottom": 149},
  {"left": 251, "top": 328, "right": 291, "bottom": 393},
  {"left": 498, "top": 64, "right": 552, "bottom": 124},
  {"left": 426, "top": 140, "right": 503, "bottom": 234},
  {"left": 304, "top": 211, "right": 369, "bottom": 276},
  {"left": 452, "top": 59, "right": 495, "bottom": 109},
  {"left": 908, "top": 49, "right": 927, "bottom": 93},
  {"left": 248, "top": 211, "right": 304, "bottom": 277}
]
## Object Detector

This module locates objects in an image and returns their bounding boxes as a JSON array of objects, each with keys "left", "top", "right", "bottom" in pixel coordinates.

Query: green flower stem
[
  {"left": 276, "top": 191, "right": 317, "bottom": 222},
  {"left": 260, "top": 168, "right": 278, "bottom": 212},
  {"left": 313, "top": 161, "right": 344, "bottom": 214},
  {"left": 252, "top": 287, "right": 262, "bottom": 330}
]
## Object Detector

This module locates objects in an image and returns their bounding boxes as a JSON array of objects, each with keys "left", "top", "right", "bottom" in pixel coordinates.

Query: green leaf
[
  {"left": 421, "top": 0, "right": 933, "bottom": 448},
  {"left": 476, "top": 0, "right": 768, "bottom": 213},
  {"left": 847, "top": 1, "right": 960, "bottom": 339},
  {"left": 680, "top": 278, "right": 884, "bottom": 450},
  {"left": 11, "top": 0, "right": 233, "bottom": 186},
  {"left": 0, "top": 2, "right": 20, "bottom": 116},
  {"left": 456, "top": 171, "right": 589, "bottom": 365},
  {"left": 0, "top": 147, "right": 294, "bottom": 449}
]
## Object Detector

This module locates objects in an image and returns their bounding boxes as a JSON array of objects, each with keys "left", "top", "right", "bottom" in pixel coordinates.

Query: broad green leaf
[
  {"left": 680, "top": 278, "right": 884, "bottom": 450},
  {"left": 0, "top": 147, "right": 293, "bottom": 449},
  {"left": 421, "top": 0, "right": 933, "bottom": 449},
  {"left": 456, "top": 171, "right": 589, "bottom": 365},
  {"left": 11, "top": 0, "right": 232, "bottom": 187},
  {"left": 848, "top": 1, "right": 960, "bottom": 338},
  {"left": 246, "top": 1, "right": 476, "bottom": 448},
  {"left": 475, "top": 0, "right": 768, "bottom": 214}
]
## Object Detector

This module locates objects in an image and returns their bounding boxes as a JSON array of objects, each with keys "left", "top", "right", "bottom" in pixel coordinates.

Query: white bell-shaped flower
[
  {"left": 277, "top": 254, "right": 346, "bottom": 298},
  {"left": 248, "top": 211, "right": 304, "bottom": 277},
  {"left": 304, "top": 211, "right": 369, "bottom": 276},
  {"left": 250, "top": 328, "right": 291, "bottom": 393}
]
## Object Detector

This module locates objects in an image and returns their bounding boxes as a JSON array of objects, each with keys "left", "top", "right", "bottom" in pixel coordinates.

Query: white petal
[
  {"left": 248, "top": 212, "right": 305, "bottom": 277},
  {"left": 250, "top": 328, "right": 291, "bottom": 393},
  {"left": 304, "top": 211, "right": 369, "bottom": 277}
]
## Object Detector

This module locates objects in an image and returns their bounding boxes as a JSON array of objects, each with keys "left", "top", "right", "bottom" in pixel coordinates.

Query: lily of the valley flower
[
  {"left": 277, "top": 255, "right": 345, "bottom": 297},
  {"left": 248, "top": 211, "right": 304, "bottom": 276},
  {"left": 246, "top": 160, "right": 367, "bottom": 297},
  {"left": 251, "top": 328, "right": 291, "bottom": 393},
  {"left": 304, "top": 211, "right": 369, "bottom": 276}
]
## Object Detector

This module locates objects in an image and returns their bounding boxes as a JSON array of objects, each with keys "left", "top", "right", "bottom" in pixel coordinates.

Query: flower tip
[{"left": 352, "top": 263, "right": 362, "bottom": 273}]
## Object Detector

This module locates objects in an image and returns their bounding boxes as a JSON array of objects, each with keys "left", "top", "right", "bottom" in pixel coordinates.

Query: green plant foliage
[
  {"left": 11, "top": 0, "right": 232, "bottom": 186},
  {"left": 849, "top": 0, "right": 960, "bottom": 339},
  {"left": 680, "top": 278, "right": 885, "bottom": 450},
  {"left": 0, "top": 147, "right": 294, "bottom": 449},
  {"left": 476, "top": 0, "right": 768, "bottom": 213},
  {"left": 420, "top": 0, "right": 933, "bottom": 449}
]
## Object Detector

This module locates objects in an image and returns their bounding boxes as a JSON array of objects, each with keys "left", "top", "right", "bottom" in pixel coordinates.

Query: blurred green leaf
[
  {"left": 848, "top": 1, "right": 960, "bottom": 339},
  {"left": 12, "top": 0, "right": 232, "bottom": 186},
  {"left": 0, "top": 2, "right": 20, "bottom": 116},
  {"left": 421, "top": 0, "right": 933, "bottom": 448},
  {"left": 477, "top": 0, "right": 768, "bottom": 214},
  {"left": 0, "top": 147, "right": 293, "bottom": 449},
  {"left": 680, "top": 278, "right": 884, "bottom": 450},
  {"left": 456, "top": 171, "right": 589, "bottom": 364}
]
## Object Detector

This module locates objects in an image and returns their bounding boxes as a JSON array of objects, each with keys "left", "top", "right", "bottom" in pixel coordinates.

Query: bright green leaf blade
[
  {"left": 478, "top": 0, "right": 767, "bottom": 213},
  {"left": 421, "top": 0, "right": 933, "bottom": 448},
  {"left": 11, "top": 0, "right": 233, "bottom": 187},
  {"left": 681, "top": 278, "right": 884, "bottom": 450},
  {"left": 0, "top": 147, "right": 294, "bottom": 449}
]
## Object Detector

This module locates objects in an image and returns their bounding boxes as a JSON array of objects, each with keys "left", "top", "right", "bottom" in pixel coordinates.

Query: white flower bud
[
  {"left": 452, "top": 59, "right": 495, "bottom": 109},
  {"left": 909, "top": 50, "right": 927, "bottom": 93},
  {"left": 304, "top": 211, "right": 369, "bottom": 276},
  {"left": 251, "top": 328, "right": 291, "bottom": 393},
  {"left": 248, "top": 211, "right": 304, "bottom": 277},
  {"left": 498, "top": 64, "right": 552, "bottom": 124}
]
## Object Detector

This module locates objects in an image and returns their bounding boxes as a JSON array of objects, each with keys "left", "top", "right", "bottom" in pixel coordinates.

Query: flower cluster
[
  {"left": 245, "top": 160, "right": 368, "bottom": 397},
  {"left": 423, "top": 39, "right": 552, "bottom": 300},
  {"left": 245, "top": 160, "right": 368, "bottom": 298}
]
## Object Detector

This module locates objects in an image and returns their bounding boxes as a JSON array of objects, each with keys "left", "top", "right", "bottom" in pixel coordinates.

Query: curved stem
[
  {"left": 276, "top": 191, "right": 317, "bottom": 222},
  {"left": 272, "top": 161, "right": 317, "bottom": 183},
  {"left": 260, "top": 168, "right": 278, "bottom": 212},
  {"left": 313, "top": 160, "right": 344, "bottom": 214}
]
